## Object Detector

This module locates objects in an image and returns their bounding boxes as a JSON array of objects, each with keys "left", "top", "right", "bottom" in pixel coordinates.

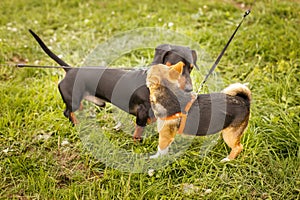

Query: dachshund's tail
[{"left": 29, "top": 29, "right": 71, "bottom": 72}]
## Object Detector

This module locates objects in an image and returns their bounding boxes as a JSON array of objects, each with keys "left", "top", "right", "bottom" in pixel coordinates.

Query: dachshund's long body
[{"left": 29, "top": 30, "right": 198, "bottom": 141}]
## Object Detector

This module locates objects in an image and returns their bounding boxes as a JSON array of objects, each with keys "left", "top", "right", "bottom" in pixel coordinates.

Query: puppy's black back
[{"left": 184, "top": 93, "right": 250, "bottom": 136}]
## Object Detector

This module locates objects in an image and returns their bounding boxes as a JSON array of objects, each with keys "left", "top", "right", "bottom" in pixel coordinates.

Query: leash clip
[{"left": 244, "top": 10, "right": 251, "bottom": 17}]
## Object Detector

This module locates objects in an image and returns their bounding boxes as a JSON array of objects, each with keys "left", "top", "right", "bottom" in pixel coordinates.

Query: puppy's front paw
[
  {"left": 150, "top": 152, "right": 160, "bottom": 159},
  {"left": 220, "top": 157, "right": 231, "bottom": 162},
  {"left": 150, "top": 146, "right": 169, "bottom": 159}
]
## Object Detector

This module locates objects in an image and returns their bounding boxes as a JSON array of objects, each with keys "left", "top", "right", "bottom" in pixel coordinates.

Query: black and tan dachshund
[{"left": 29, "top": 30, "right": 198, "bottom": 141}]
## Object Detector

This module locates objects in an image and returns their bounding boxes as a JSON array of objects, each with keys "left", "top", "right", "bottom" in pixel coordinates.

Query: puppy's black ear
[
  {"left": 191, "top": 50, "right": 199, "bottom": 70},
  {"left": 151, "top": 44, "right": 170, "bottom": 65}
]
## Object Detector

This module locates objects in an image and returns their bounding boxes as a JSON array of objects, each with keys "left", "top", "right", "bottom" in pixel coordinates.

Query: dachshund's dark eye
[{"left": 189, "top": 64, "right": 194, "bottom": 71}]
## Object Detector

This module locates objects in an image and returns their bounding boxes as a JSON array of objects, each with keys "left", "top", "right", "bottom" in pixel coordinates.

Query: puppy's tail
[
  {"left": 29, "top": 29, "right": 71, "bottom": 72},
  {"left": 222, "top": 83, "right": 251, "bottom": 102}
]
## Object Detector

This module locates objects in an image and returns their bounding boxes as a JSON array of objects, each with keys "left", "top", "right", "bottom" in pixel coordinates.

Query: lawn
[{"left": 0, "top": 0, "right": 299, "bottom": 199}]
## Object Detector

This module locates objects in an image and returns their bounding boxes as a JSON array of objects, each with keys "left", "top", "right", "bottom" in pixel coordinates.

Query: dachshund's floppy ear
[
  {"left": 151, "top": 44, "right": 171, "bottom": 65},
  {"left": 191, "top": 50, "right": 199, "bottom": 70},
  {"left": 169, "top": 61, "right": 184, "bottom": 80}
]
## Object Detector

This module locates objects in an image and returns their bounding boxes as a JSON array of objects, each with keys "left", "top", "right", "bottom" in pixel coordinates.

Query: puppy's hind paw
[{"left": 220, "top": 157, "right": 231, "bottom": 162}]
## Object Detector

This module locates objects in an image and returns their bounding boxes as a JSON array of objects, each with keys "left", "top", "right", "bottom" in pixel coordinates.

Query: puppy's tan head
[
  {"left": 146, "top": 62, "right": 185, "bottom": 118},
  {"left": 146, "top": 61, "right": 184, "bottom": 89}
]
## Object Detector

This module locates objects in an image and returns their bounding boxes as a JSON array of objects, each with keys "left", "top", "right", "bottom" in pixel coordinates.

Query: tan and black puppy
[{"left": 146, "top": 62, "right": 251, "bottom": 161}]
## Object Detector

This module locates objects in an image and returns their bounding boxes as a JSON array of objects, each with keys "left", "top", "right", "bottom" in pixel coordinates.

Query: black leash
[
  {"left": 16, "top": 64, "right": 136, "bottom": 71},
  {"left": 17, "top": 64, "right": 72, "bottom": 69},
  {"left": 197, "top": 9, "right": 251, "bottom": 93}
]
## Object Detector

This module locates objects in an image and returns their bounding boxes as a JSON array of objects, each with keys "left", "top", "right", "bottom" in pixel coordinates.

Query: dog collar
[{"left": 160, "top": 93, "right": 197, "bottom": 134}]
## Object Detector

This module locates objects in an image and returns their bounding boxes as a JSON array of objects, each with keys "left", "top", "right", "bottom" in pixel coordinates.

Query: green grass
[{"left": 0, "top": 0, "right": 299, "bottom": 199}]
